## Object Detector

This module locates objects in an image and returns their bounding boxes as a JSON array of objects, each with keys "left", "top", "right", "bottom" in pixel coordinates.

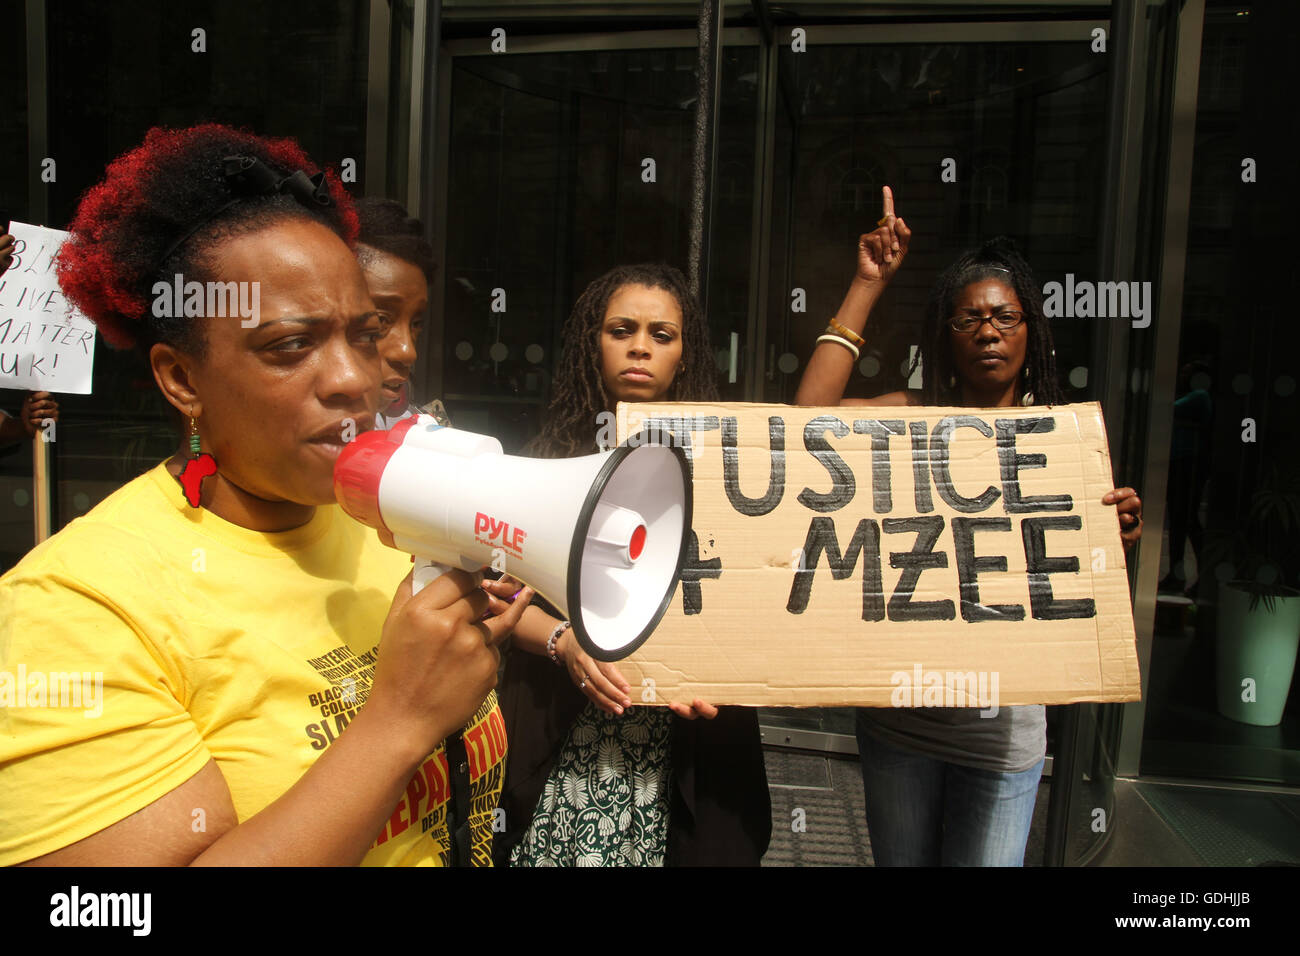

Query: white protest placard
[{"left": 0, "top": 221, "right": 97, "bottom": 394}]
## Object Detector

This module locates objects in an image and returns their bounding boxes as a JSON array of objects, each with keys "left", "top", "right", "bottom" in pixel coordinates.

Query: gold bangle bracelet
[{"left": 827, "top": 318, "right": 866, "bottom": 348}]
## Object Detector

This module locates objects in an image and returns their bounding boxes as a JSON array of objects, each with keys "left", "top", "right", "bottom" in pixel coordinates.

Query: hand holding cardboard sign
[
  {"left": 667, "top": 698, "right": 719, "bottom": 720},
  {"left": 1104, "top": 486, "right": 1143, "bottom": 552},
  {"left": 480, "top": 577, "right": 633, "bottom": 712},
  {"left": 558, "top": 627, "right": 718, "bottom": 719},
  {"left": 556, "top": 627, "right": 634, "bottom": 715}
]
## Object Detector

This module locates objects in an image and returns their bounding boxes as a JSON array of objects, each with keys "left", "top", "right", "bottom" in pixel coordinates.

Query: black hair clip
[
  {"left": 222, "top": 156, "right": 333, "bottom": 208},
  {"left": 156, "top": 155, "right": 335, "bottom": 273}
]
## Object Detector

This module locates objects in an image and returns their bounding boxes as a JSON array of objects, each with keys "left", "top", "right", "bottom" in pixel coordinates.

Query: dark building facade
[{"left": 2, "top": 0, "right": 1296, "bottom": 865}]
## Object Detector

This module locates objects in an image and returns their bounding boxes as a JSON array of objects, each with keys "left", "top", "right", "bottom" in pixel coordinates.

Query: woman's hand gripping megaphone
[{"left": 370, "top": 566, "right": 533, "bottom": 757}]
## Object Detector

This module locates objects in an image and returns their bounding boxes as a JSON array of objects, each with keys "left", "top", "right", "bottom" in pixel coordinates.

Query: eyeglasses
[{"left": 948, "top": 311, "right": 1025, "bottom": 333}]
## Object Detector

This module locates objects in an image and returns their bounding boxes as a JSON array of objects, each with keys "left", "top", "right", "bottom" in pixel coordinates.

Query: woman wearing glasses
[{"left": 795, "top": 187, "right": 1143, "bottom": 866}]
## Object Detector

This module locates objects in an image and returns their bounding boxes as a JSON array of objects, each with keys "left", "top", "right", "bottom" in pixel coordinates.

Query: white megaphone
[{"left": 333, "top": 415, "right": 692, "bottom": 661}]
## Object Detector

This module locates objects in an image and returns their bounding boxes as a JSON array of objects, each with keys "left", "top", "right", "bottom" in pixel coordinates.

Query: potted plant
[{"left": 1209, "top": 466, "right": 1300, "bottom": 727}]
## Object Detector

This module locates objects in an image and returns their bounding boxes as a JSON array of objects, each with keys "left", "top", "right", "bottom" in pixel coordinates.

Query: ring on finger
[{"left": 579, "top": 673, "right": 588, "bottom": 691}]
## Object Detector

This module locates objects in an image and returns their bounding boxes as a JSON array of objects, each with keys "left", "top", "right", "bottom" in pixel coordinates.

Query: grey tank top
[{"left": 855, "top": 704, "right": 1046, "bottom": 774}]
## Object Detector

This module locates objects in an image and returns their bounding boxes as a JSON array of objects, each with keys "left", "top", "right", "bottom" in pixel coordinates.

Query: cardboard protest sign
[
  {"left": 0, "top": 222, "right": 97, "bottom": 394},
  {"left": 615, "top": 401, "right": 1141, "bottom": 708}
]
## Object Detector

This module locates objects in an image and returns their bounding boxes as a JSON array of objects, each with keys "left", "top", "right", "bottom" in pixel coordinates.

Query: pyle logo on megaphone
[
  {"left": 475, "top": 512, "right": 527, "bottom": 556},
  {"left": 333, "top": 414, "right": 693, "bottom": 662}
]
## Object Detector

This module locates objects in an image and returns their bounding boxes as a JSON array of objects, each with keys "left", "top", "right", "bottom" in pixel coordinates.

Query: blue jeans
[{"left": 855, "top": 717, "right": 1044, "bottom": 866}]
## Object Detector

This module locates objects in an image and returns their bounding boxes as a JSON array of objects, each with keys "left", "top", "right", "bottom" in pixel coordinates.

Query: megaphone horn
[{"left": 334, "top": 416, "right": 692, "bottom": 661}]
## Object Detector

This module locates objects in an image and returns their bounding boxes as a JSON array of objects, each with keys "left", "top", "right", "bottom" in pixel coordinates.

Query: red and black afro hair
[{"left": 56, "top": 123, "right": 358, "bottom": 353}]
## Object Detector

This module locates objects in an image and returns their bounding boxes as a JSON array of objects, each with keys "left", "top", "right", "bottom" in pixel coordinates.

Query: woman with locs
[
  {"left": 483, "top": 263, "right": 771, "bottom": 866},
  {"left": 795, "top": 186, "right": 1143, "bottom": 866}
]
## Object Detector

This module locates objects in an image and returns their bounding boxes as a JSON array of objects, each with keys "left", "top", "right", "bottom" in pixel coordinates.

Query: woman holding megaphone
[
  {"left": 485, "top": 263, "right": 771, "bottom": 867},
  {"left": 795, "top": 187, "right": 1142, "bottom": 866},
  {"left": 0, "top": 125, "right": 530, "bottom": 866}
]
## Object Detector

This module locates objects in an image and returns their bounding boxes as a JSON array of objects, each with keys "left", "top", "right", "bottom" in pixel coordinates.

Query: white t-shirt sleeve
[{"left": 374, "top": 407, "right": 418, "bottom": 431}]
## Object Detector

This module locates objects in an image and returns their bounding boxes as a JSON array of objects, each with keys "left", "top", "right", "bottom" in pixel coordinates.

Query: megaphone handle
[{"left": 412, "top": 557, "right": 455, "bottom": 594}]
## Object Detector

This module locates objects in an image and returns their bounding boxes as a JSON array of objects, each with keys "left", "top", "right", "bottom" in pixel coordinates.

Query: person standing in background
[
  {"left": 353, "top": 198, "right": 449, "bottom": 429},
  {"left": 487, "top": 262, "right": 771, "bottom": 867},
  {"left": 795, "top": 187, "right": 1142, "bottom": 866}
]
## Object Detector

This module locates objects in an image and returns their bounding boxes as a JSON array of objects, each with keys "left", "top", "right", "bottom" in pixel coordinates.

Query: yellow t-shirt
[{"left": 0, "top": 462, "right": 506, "bottom": 866}]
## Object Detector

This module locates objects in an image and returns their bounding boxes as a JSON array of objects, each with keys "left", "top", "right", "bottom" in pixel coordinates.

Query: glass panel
[
  {"left": 710, "top": 46, "right": 761, "bottom": 401},
  {"left": 764, "top": 0, "right": 1111, "bottom": 12},
  {"left": 441, "top": 0, "right": 1107, "bottom": 11},
  {"left": 766, "top": 40, "right": 1109, "bottom": 405},
  {"left": 440, "top": 44, "right": 759, "bottom": 446},
  {"left": 1040, "top": 0, "right": 1183, "bottom": 866},
  {"left": 442, "top": 1, "right": 704, "bottom": 15},
  {"left": 759, "top": 76, "right": 796, "bottom": 404},
  {"left": 0, "top": 6, "right": 25, "bottom": 219},
  {"left": 388, "top": 0, "right": 417, "bottom": 198},
  {"left": 31, "top": 0, "right": 371, "bottom": 539},
  {"left": 0, "top": 3, "right": 31, "bottom": 573},
  {"left": 1059, "top": 700, "right": 1125, "bottom": 865},
  {"left": 1141, "top": 0, "right": 1300, "bottom": 787}
]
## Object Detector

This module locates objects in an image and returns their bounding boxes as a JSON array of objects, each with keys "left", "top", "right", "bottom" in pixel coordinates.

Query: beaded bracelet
[
  {"left": 816, "top": 333, "right": 860, "bottom": 360},
  {"left": 547, "top": 620, "right": 571, "bottom": 666},
  {"left": 828, "top": 317, "right": 866, "bottom": 348}
]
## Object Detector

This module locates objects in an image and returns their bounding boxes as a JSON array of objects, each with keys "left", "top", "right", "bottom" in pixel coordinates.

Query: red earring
[{"left": 177, "top": 414, "right": 217, "bottom": 508}]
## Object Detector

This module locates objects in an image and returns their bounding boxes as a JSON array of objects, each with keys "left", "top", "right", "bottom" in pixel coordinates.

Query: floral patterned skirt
[{"left": 510, "top": 703, "right": 673, "bottom": 867}]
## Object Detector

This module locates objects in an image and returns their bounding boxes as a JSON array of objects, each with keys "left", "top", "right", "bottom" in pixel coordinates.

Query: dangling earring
[
  {"left": 177, "top": 412, "right": 218, "bottom": 508},
  {"left": 1020, "top": 367, "right": 1035, "bottom": 406}
]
